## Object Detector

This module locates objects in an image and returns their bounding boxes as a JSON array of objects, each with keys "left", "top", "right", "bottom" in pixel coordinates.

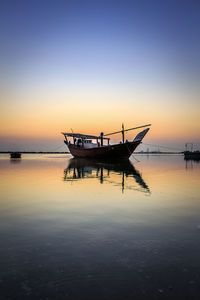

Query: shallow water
[{"left": 0, "top": 154, "right": 200, "bottom": 299}]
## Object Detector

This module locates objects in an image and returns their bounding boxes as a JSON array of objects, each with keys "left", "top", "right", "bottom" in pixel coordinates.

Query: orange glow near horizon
[{"left": 1, "top": 85, "right": 200, "bottom": 145}]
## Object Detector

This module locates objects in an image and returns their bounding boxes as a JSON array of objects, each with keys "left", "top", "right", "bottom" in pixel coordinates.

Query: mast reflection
[{"left": 64, "top": 158, "right": 150, "bottom": 194}]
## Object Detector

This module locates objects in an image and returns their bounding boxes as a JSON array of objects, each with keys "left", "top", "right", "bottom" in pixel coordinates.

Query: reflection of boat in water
[{"left": 64, "top": 158, "right": 150, "bottom": 194}]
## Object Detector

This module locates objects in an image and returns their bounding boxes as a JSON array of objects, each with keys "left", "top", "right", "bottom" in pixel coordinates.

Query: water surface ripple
[{"left": 0, "top": 154, "right": 200, "bottom": 299}]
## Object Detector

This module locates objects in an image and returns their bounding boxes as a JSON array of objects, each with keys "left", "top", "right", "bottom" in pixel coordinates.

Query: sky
[{"left": 0, "top": 0, "right": 200, "bottom": 151}]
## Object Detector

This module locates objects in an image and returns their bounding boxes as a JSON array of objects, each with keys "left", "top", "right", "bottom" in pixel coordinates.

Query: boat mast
[{"left": 122, "top": 123, "right": 125, "bottom": 143}]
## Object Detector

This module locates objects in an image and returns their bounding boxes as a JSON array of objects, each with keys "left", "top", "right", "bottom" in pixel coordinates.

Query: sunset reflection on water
[{"left": 0, "top": 154, "right": 200, "bottom": 300}]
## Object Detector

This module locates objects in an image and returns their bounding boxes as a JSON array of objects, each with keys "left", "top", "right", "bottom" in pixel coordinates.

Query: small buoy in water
[{"left": 10, "top": 152, "right": 21, "bottom": 159}]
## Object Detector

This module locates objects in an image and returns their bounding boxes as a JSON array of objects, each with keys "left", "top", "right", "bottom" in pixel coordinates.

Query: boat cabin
[
  {"left": 62, "top": 132, "right": 110, "bottom": 149},
  {"left": 83, "top": 140, "right": 97, "bottom": 149}
]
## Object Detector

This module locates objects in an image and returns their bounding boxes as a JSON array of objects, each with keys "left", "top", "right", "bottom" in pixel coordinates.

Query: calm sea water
[{"left": 0, "top": 154, "right": 200, "bottom": 300}]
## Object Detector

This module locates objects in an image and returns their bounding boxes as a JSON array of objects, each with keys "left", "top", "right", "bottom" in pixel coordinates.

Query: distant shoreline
[
  {"left": 0, "top": 151, "right": 183, "bottom": 155},
  {"left": 0, "top": 151, "right": 70, "bottom": 154},
  {"left": 135, "top": 152, "right": 183, "bottom": 154}
]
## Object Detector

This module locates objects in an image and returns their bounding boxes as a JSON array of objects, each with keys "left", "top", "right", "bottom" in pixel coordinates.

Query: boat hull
[
  {"left": 184, "top": 151, "right": 200, "bottom": 161},
  {"left": 10, "top": 152, "right": 21, "bottom": 159},
  {"left": 65, "top": 141, "right": 141, "bottom": 159}
]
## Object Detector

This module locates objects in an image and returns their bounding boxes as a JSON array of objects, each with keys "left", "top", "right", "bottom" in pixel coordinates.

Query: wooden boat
[{"left": 62, "top": 124, "right": 151, "bottom": 159}]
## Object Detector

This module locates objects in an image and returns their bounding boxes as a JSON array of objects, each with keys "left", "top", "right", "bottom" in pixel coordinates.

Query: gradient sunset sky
[{"left": 0, "top": 0, "right": 200, "bottom": 151}]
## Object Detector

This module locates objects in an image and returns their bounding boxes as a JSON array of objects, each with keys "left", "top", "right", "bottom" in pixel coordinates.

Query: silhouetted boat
[
  {"left": 62, "top": 124, "right": 151, "bottom": 159},
  {"left": 10, "top": 152, "right": 21, "bottom": 159},
  {"left": 184, "top": 151, "right": 200, "bottom": 161},
  {"left": 64, "top": 158, "right": 150, "bottom": 193}
]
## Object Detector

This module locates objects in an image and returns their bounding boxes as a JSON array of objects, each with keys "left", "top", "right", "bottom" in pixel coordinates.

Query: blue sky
[
  {"left": 1, "top": 0, "right": 200, "bottom": 85},
  {"left": 0, "top": 0, "right": 200, "bottom": 151}
]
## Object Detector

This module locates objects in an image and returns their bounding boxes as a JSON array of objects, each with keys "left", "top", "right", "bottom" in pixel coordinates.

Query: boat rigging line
[
  {"left": 104, "top": 124, "right": 151, "bottom": 137},
  {"left": 142, "top": 143, "right": 184, "bottom": 152}
]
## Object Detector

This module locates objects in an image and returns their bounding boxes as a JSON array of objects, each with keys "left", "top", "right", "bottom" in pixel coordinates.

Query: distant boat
[
  {"left": 62, "top": 124, "right": 151, "bottom": 159},
  {"left": 184, "top": 151, "right": 200, "bottom": 161},
  {"left": 10, "top": 152, "right": 21, "bottom": 159}
]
